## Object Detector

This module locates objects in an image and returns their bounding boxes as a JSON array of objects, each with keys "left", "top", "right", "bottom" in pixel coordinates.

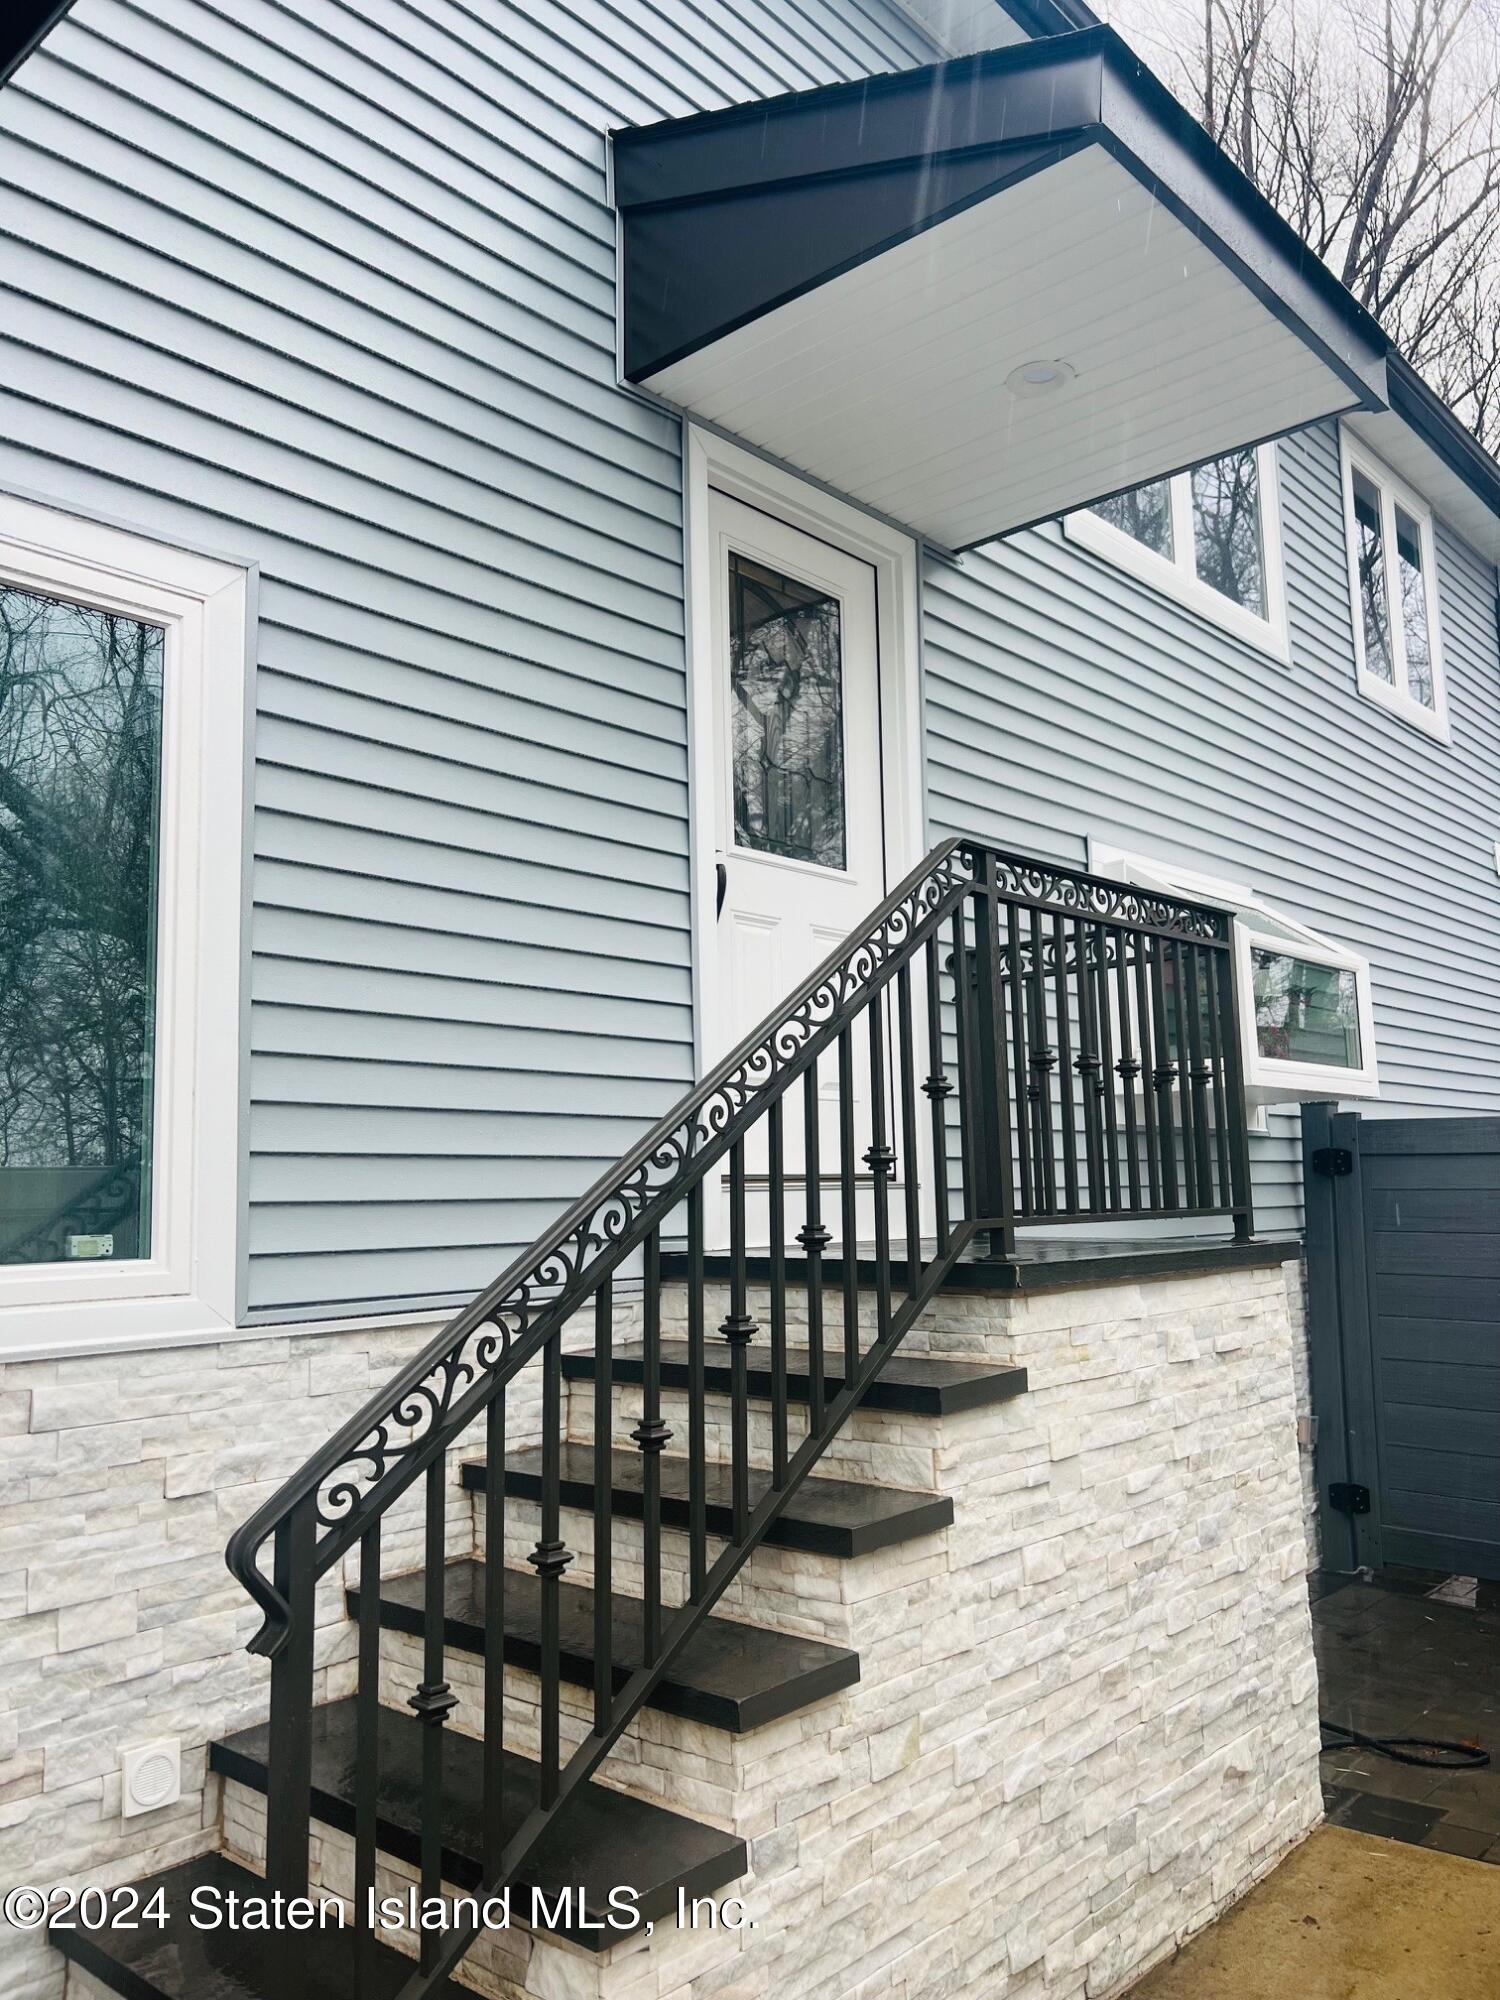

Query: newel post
[{"left": 264, "top": 1490, "right": 318, "bottom": 1920}]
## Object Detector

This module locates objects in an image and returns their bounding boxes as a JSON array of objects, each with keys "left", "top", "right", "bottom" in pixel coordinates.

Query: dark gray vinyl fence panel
[{"left": 1305, "top": 1105, "right": 1500, "bottom": 1580}]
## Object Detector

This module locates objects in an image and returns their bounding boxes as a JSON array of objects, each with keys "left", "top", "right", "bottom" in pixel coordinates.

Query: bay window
[{"left": 1090, "top": 842, "right": 1380, "bottom": 1108}]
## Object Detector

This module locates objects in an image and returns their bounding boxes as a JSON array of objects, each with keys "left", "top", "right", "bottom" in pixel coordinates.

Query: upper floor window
[
  {"left": 1064, "top": 444, "right": 1289, "bottom": 662},
  {"left": 1339, "top": 433, "right": 1448, "bottom": 741},
  {"left": 0, "top": 496, "right": 249, "bottom": 1353}
]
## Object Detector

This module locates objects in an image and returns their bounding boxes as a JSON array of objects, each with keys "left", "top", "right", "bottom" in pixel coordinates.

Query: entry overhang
[{"left": 614, "top": 28, "right": 1389, "bottom": 551}]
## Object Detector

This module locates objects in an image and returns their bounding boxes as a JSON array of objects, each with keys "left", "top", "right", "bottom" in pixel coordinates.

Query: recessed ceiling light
[{"left": 1005, "top": 358, "right": 1076, "bottom": 397}]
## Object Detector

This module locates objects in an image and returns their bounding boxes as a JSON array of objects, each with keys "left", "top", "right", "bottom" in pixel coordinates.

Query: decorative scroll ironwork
[{"left": 983, "top": 848, "right": 1228, "bottom": 940}]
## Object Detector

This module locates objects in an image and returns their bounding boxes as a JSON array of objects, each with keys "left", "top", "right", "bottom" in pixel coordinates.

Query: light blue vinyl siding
[
  {"left": 8, "top": 0, "right": 1499, "bottom": 1306},
  {"left": 0, "top": 0, "right": 936, "bottom": 1318},
  {"left": 923, "top": 421, "right": 1500, "bottom": 1236}
]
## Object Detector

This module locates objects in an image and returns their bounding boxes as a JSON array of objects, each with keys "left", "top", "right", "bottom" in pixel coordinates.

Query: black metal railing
[{"left": 225, "top": 839, "right": 1251, "bottom": 1995}]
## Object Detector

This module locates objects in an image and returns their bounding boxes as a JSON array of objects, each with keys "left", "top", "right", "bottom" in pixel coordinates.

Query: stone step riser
[
  {"left": 366, "top": 1624, "right": 851, "bottom": 1838},
  {"left": 563, "top": 1383, "right": 942, "bottom": 1492},
  {"left": 472, "top": 1487, "right": 950, "bottom": 1648}
]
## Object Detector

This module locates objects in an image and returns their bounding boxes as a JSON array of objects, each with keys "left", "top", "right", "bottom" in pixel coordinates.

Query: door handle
[{"left": 715, "top": 860, "right": 728, "bottom": 919}]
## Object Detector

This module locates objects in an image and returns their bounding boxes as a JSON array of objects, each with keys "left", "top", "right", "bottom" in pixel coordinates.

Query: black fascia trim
[
  {"left": 623, "top": 136, "right": 1085, "bottom": 383},
  {"left": 1, "top": 0, "right": 76, "bottom": 87},
  {"left": 1388, "top": 353, "right": 1500, "bottom": 524},
  {"left": 611, "top": 32, "right": 1106, "bottom": 211}
]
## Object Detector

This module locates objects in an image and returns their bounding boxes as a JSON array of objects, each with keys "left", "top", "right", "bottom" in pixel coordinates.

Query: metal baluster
[
  {"left": 1134, "top": 936, "right": 1162, "bottom": 1208},
  {"left": 865, "top": 999, "right": 894, "bottom": 1348},
  {"left": 1184, "top": 947, "right": 1214, "bottom": 1207},
  {"left": 1173, "top": 941, "right": 1199, "bottom": 1208},
  {"left": 1052, "top": 912, "right": 1079, "bottom": 1210},
  {"left": 1096, "top": 926, "right": 1122, "bottom": 1211},
  {"left": 411, "top": 1462, "right": 458, "bottom": 1973},
  {"left": 922, "top": 935, "right": 953, "bottom": 1256},
  {"left": 592, "top": 1280, "right": 613, "bottom": 1735},
  {"left": 1114, "top": 931, "right": 1144, "bottom": 1210},
  {"left": 1148, "top": 936, "right": 1179, "bottom": 1207},
  {"left": 1074, "top": 918, "right": 1104, "bottom": 1210},
  {"left": 972, "top": 858, "right": 1017, "bottom": 1255},
  {"left": 838, "top": 1027, "right": 860, "bottom": 1378},
  {"left": 1006, "top": 903, "right": 1033, "bottom": 1217},
  {"left": 686, "top": 1182, "right": 708, "bottom": 1596},
  {"left": 630, "top": 1231, "right": 670, "bottom": 1658},
  {"left": 798, "top": 1063, "right": 830, "bottom": 1433},
  {"left": 528, "top": 1330, "right": 571, "bottom": 1807},
  {"left": 482, "top": 1392, "right": 505, "bottom": 1882},
  {"left": 767, "top": 1100, "right": 789, "bottom": 1486},
  {"left": 1205, "top": 945, "right": 1232, "bottom": 1208},
  {"left": 720, "top": 1138, "right": 757, "bottom": 1543},
  {"left": 1028, "top": 908, "right": 1056, "bottom": 1211},
  {"left": 956, "top": 908, "right": 980, "bottom": 1216},
  {"left": 353, "top": 1517, "right": 382, "bottom": 2000},
  {"left": 896, "top": 961, "right": 923, "bottom": 1288}
]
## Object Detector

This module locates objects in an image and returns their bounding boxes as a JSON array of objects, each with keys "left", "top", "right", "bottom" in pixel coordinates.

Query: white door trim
[{"left": 683, "top": 424, "right": 926, "bottom": 1089}]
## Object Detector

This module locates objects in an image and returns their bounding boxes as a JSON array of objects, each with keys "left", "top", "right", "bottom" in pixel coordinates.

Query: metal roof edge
[{"left": 1387, "top": 354, "right": 1500, "bottom": 528}]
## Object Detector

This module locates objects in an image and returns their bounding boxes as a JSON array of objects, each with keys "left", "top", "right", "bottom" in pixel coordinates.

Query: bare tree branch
[{"left": 1106, "top": 0, "right": 1500, "bottom": 450}]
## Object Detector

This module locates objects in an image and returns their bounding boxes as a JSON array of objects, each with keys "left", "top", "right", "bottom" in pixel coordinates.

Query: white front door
[{"left": 705, "top": 489, "right": 891, "bottom": 1250}]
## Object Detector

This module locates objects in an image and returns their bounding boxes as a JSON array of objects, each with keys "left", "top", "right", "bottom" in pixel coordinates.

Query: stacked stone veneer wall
[{"left": 6, "top": 1259, "right": 1319, "bottom": 2000}]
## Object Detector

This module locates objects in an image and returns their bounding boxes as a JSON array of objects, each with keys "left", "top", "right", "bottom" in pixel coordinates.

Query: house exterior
[{"left": 3, "top": 1, "right": 1499, "bottom": 1997}]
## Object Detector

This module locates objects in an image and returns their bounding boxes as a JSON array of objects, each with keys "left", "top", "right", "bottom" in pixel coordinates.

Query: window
[
  {"left": 0, "top": 495, "right": 249, "bottom": 1352},
  {"left": 2, "top": 589, "right": 164, "bottom": 1270},
  {"left": 1064, "top": 444, "right": 1289, "bottom": 661},
  {"left": 1250, "top": 950, "right": 1362, "bottom": 1071},
  {"left": 728, "top": 551, "right": 846, "bottom": 869},
  {"left": 1089, "top": 841, "right": 1380, "bottom": 1106},
  {"left": 1340, "top": 433, "right": 1448, "bottom": 739}
]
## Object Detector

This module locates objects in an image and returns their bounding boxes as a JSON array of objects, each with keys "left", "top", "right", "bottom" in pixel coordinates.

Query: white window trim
[
  {"left": 1064, "top": 443, "right": 1291, "bottom": 664},
  {"left": 0, "top": 494, "right": 251, "bottom": 1350},
  {"left": 1338, "top": 428, "right": 1450, "bottom": 743},
  {"left": 1089, "top": 840, "right": 1381, "bottom": 1106}
]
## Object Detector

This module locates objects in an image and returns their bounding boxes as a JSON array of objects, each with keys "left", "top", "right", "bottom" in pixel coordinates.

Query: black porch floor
[{"left": 1313, "top": 1565, "right": 1500, "bottom": 1863}]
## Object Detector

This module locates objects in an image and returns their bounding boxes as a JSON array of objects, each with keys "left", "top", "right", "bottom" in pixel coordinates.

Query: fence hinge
[
  {"left": 1311, "top": 1146, "right": 1354, "bottom": 1178},
  {"left": 1328, "top": 1482, "right": 1371, "bottom": 1516}
]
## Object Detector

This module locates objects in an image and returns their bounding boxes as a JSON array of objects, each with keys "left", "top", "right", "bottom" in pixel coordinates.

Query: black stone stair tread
[
  {"left": 212, "top": 1698, "right": 745, "bottom": 1950},
  {"left": 352, "top": 1559, "right": 859, "bottom": 1732},
  {"left": 562, "top": 1341, "right": 1028, "bottom": 1415},
  {"left": 466, "top": 1445, "right": 953, "bottom": 1556},
  {"left": 49, "top": 1852, "right": 468, "bottom": 1999}
]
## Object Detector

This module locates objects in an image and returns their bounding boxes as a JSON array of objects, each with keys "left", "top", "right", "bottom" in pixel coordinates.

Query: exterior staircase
[
  {"left": 49, "top": 839, "right": 1253, "bottom": 2000},
  {"left": 55, "top": 1316, "right": 1029, "bottom": 1997}
]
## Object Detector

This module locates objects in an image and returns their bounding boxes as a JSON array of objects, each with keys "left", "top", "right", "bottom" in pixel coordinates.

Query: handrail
[
  {"left": 224, "top": 836, "right": 1251, "bottom": 1998},
  {"left": 226, "top": 837, "right": 975, "bottom": 1652}
]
